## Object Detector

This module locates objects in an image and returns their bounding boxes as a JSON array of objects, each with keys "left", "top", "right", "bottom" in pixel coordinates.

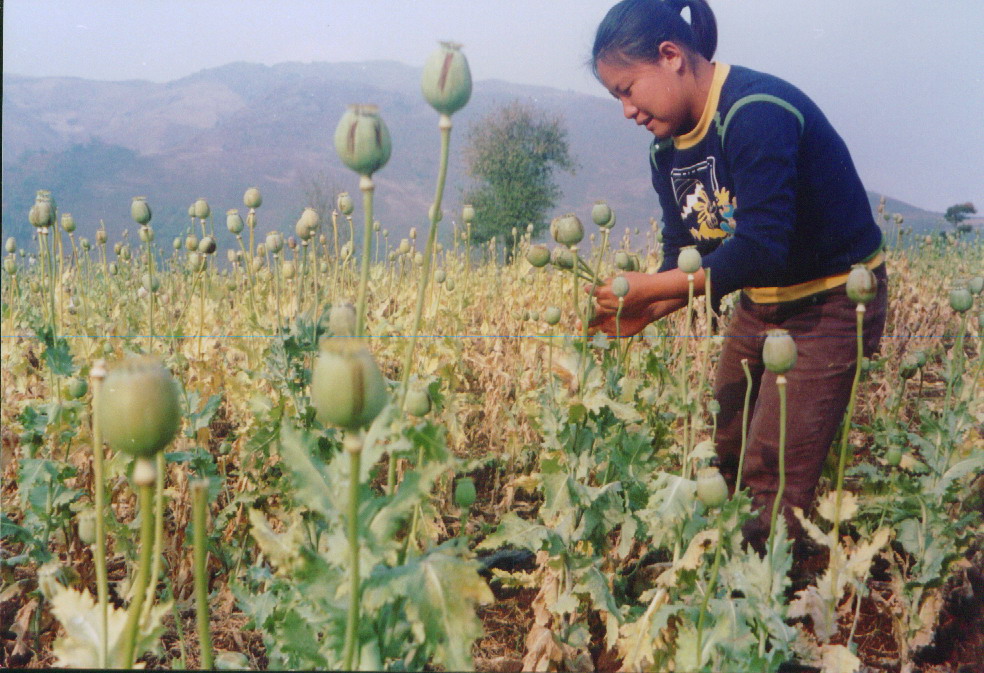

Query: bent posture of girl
[{"left": 588, "top": 0, "right": 888, "bottom": 554}]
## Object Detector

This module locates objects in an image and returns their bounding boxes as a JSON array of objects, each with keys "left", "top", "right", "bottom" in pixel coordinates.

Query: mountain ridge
[{"left": 1, "top": 62, "right": 947, "bottom": 247}]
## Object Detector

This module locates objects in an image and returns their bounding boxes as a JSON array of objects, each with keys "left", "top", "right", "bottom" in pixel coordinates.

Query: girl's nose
[{"left": 621, "top": 98, "right": 639, "bottom": 120}]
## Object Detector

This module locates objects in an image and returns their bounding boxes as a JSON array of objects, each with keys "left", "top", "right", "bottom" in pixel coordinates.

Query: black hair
[{"left": 591, "top": 0, "right": 718, "bottom": 75}]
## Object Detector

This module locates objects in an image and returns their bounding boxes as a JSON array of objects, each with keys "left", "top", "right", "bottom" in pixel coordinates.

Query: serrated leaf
[
  {"left": 277, "top": 424, "right": 336, "bottom": 518},
  {"left": 816, "top": 491, "right": 858, "bottom": 524},
  {"left": 820, "top": 643, "right": 861, "bottom": 673},
  {"left": 248, "top": 509, "right": 305, "bottom": 575},
  {"left": 657, "top": 529, "right": 718, "bottom": 588},
  {"left": 477, "top": 512, "right": 552, "bottom": 552},
  {"left": 931, "top": 453, "right": 984, "bottom": 497}
]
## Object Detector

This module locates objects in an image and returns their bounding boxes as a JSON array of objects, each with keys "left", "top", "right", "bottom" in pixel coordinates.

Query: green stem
[
  {"left": 355, "top": 177, "right": 376, "bottom": 339},
  {"left": 767, "top": 374, "right": 788, "bottom": 555},
  {"left": 735, "top": 359, "right": 753, "bottom": 494},
  {"left": 191, "top": 480, "right": 214, "bottom": 670},
  {"left": 121, "top": 462, "right": 157, "bottom": 668},
  {"left": 342, "top": 437, "right": 363, "bottom": 670},
  {"left": 141, "top": 451, "right": 166, "bottom": 626},
  {"left": 90, "top": 362, "right": 109, "bottom": 668}
]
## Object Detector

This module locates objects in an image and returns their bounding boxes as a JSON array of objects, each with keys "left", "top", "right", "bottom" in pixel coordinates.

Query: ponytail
[{"left": 592, "top": 0, "right": 718, "bottom": 73}]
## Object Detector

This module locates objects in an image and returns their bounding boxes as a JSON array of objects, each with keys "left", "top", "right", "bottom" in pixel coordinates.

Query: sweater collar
[{"left": 674, "top": 62, "right": 730, "bottom": 150}]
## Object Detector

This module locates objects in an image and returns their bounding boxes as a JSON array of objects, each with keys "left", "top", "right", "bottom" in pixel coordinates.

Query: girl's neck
[{"left": 685, "top": 57, "right": 717, "bottom": 136}]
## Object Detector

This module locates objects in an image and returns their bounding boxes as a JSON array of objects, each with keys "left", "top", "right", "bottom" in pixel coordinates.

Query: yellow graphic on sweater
[{"left": 682, "top": 183, "right": 737, "bottom": 241}]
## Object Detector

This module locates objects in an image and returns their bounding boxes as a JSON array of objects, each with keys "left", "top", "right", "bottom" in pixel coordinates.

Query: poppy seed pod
[
  {"left": 967, "top": 276, "right": 984, "bottom": 295},
  {"left": 187, "top": 252, "right": 206, "bottom": 273},
  {"left": 30, "top": 202, "right": 53, "bottom": 228},
  {"left": 76, "top": 508, "right": 97, "bottom": 546},
  {"left": 550, "top": 213, "right": 584, "bottom": 247},
  {"left": 96, "top": 229, "right": 107, "bottom": 245},
  {"left": 846, "top": 265, "right": 877, "bottom": 305},
  {"left": 227, "top": 209, "right": 245, "bottom": 235},
  {"left": 949, "top": 286, "right": 973, "bottom": 313},
  {"left": 405, "top": 387, "right": 431, "bottom": 417},
  {"left": 265, "top": 231, "right": 284, "bottom": 254},
  {"left": 97, "top": 356, "right": 181, "bottom": 458},
  {"left": 612, "top": 275, "right": 630, "bottom": 298},
  {"left": 526, "top": 244, "right": 550, "bottom": 268},
  {"left": 591, "top": 201, "right": 614, "bottom": 228},
  {"left": 885, "top": 445, "right": 903, "bottom": 467},
  {"left": 336, "top": 192, "right": 354, "bottom": 216},
  {"left": 131, "top": 197, "right": 152, "bottom": 225},
  {"left": 243, "top": 187, "right": 262, "bottom": 209},
  {"left": 434, "top": 269, "right": 447, "bottom": 283},
  {"left": 310, "top": 342, "right": 389, "bottom": 430},
  {"left": 5, "top": 238, "right": 16, "bottom": 254},
  {"left": 763, "top": 329, "right": 797, "bottom": 374},
  {"left": 550, "top": 246, "right": 575, "bottom": 270},
  {"left": 334, "top": 104, "right": 392, "bottom": 177},
  {"left": 462, "top": 204, "right": 475, "bottom": 223},
  {"left": 141, "top": 273, "right": 160, "bottom": 293},
  {"left": 226, "top": 249, "right": 238, "bottom": 264},
  {"left": 61, "top": 213, "right": 76, "bottom": 233},
  {"left": 454, "top": 477, "right": 477, "bottom": 509},
  {"left": 614, "top": 251, "right": 633, "bottom": 271},
  {"left": 80, "top": 238, "right": 90, "bottom": 251},
  {"left": 185, "top": 234, "right": 199, "bottom": 252},
  {"left": 172, "top": 237, "right": 183, "bottom": 251},
  {"left": 696, "top": 467, "right": 728, "bottom": 508},
  {"left": 4, "top": 257, "right": 16, "bottom": 275},
  {"left": 544, "top": 306, "right": 562, "bottom": 325},
  {"left": 139, "top": 225, "right": 154, "bottom": 243},
  {"left": 281, "top": 260, "right": 296, "bottom": 279},
  {"left": 197, "top": 236, "right": 216, "bottom": 255},
  {"left": 421, "top": 41, "right": 472, "bottom": 116},
  {"left": 678, "top": 246, "right": 702, "bottom": 274},
  {"left": 296, "top": 208, "right": 320, "bottom": 240},
  {"left": 193, "top": 198, "right": 211, "bottom": 220}
]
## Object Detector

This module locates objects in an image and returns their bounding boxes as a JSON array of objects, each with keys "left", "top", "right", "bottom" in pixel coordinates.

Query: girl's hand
[
  {"left": 587, "top": 305, "right": 654, "bottom": 338},
  {"left": 587, "top": 271, "right": 656, "bottom": 313}
]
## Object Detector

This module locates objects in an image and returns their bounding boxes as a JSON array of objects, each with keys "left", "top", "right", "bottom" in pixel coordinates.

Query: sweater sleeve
[{"left": 702, "top": 100, "right": 803, "bottom": 298}]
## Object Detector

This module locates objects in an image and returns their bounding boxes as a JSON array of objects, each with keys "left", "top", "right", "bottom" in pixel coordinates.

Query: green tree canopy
[
  {"left": 462, "top": 101, "right": 577, "bottom": 247},
  {"left": 944, "top": 201, "right": 976, "bottom": 230}
]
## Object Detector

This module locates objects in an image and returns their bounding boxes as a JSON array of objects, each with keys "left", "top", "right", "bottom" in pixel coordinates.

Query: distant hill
[{"left": 1, "top": 61, "right": 949, "bottom": 248}]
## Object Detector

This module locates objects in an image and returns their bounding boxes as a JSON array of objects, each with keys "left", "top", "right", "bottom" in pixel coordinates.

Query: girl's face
[{"left": 596, "top": 43, "right": 696, "bottom": 139}]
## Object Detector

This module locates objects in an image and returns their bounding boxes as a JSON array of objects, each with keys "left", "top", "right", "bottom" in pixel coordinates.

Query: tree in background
[
  {"left": 944, "top": 201, "right": 976, "bottom": 233},
  {"left": 462, "top": 101, "right": 577, "bottom": 247}
]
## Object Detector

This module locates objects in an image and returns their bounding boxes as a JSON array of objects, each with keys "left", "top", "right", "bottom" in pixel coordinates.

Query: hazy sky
[{"left": 4, "top": 0, "right": 983, "bottom": 212}]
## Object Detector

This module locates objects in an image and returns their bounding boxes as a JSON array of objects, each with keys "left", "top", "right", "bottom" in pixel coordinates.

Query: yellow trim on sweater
[
  {"left": 674, "top": 62, "right": 730, "bottom": 150},
  {"left": 743, "top": 252, "right": 885, "bottom": 304}
]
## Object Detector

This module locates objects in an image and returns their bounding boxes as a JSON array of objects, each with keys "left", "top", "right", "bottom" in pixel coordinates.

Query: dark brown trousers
[{"left": 713, "top": 264, "right": 888, "bottom": 553}]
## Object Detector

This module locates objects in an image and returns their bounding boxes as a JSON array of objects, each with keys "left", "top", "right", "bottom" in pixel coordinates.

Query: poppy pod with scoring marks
[
  {"left": 421, "top": 41, "right": 472, "bottom": 116},
  {"left": 334, "top": 104, "right": 392, "bottom": 177}
]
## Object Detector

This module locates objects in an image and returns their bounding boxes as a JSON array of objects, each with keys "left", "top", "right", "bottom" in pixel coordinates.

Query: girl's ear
[{"left": 657, "top": 41, "right": 687, "bottom": 72}]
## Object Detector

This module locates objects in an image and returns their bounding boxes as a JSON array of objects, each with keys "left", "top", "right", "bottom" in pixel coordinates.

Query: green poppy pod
[
  {"left": 296, "top": 208, "right": 319, "bottom": 240},
  {"left": 949, "top": 286, "right": 973, "bottom": 313},
  {"left": 187, "top": 252, "right": 206, "bottom": 273},
  {"left": 30, "top": 202, "right": 52, "bottom": 228},
  {"left": 4, "top": 257, "right": 17, "bottom": 275},
  {"left": 108, "top": 262, "right": 118, "bottom": 276},
  {"left": 899, "top": 354, "right": 919, "bottom": 380},
  {"left": 336, "top": 192, "right": 354, "bottom": 216},
  {"left": 244, "top": 187, "right": 262, "bottom": 209},
  {"left": 139, "top": 225, "right": 154, "bottom": 243},
  {"left": 193, "top": 198, "right": 210, "bottom": 220},
  {"left": 96, "top": 229, "right": 107, "bottom": 245},
  {"left": 61, "top": 213, "right": 76, "bottom": 233},
  {"left": 763, "top": 329, "right": 797, "bottom": 374},
  {"left": 4, "top": 238, "right": 15, "bottom": 255},
  {"left": 405, "top": 387, "right": 431, "bottom": 417},
  {"left": 696, "top": 467, "right": 728, "bottom": 508},
  {"left": 398, "top": 239, "right": 411, "bottom": 255},
  {"left": 885, "top": 446, "right": 902, "bottom": 467},
  {"left": 265, "top": 232, "right": 284, "bottom": 254},
  {"left": 97, "top": 356, "right": 181, "bottom": 458},
  {"left": 64, "top": 377, "right": 88, "bottom": 400},
  {"left": 185, "top": 234, "right": 199, "bottom": 252},
  {"left": 614, "top": 251, "right": 633, "bottom": 271},
  {"left": 550, "top": 213, "right": 584, "bottom": 246},
  {"left": 526, "top": 244, "right": 550, "bottom": 268},
  {"left": 227, "top": 209, "right": 245, "bottom": 235},
  {"left": 119, "top": 246, "right": 131, "bottom": 261},
  {"left": 445, "top": 278, "right": 456, "bottom": 291},
  {"left": 334, "top": 104, "right": 392, "bottom": 177},
  {"left": 172, "top": 237, "right": 183, "bottom": 251},
  {"left": 846, "top": 265, "right": 877, "bottom": 305},
  {"left": 80, "top": 238, "right": 91, "bottom": 251},
  {"left": 550, "top": 246, "right": 575, "bottom": 270},
  {"left": 462, "top": 204, "right": 475, "bottom": 223},
  {"left": 421, "top": 41, "right": 472, "bottom": 116},
  {"left": 281, "top": 260, "right": 296, "bottom": 279},
  {"left": 141, "top": 273, "right": 160, "bottom": 293},
  {"left": 310, "top": 342, "right": 389, "bottom": 430},
  {"left": 544, "top": 306, "right": 562, "bottom": 325},
  {"left": 434, "top": 269, "right": 447, "bottom": 284},
  {"left": 131, "top": 197, "right": 152, "bottom": 225},
  {"left": 197, "top": 236, "right": 216, "bottom": 255},
  {"left": 678, "top": 246, "right": 702, "bottom": 274},
  {"left": 968, "top": 276, "right": 984, "bottom": 295},
  {"left": 454, "top": 477, "right": 477, "bottom": 509},
  {"left": 591, "top": 201, "right": 614, "bottom": 228},
  {"left": 612, "top": 275, "right": 630, "bottom": 298}
]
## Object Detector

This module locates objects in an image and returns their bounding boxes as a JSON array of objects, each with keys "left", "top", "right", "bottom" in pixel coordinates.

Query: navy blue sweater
[{"left": 653, "top": 64, "right": 883, "bottom": 302}]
